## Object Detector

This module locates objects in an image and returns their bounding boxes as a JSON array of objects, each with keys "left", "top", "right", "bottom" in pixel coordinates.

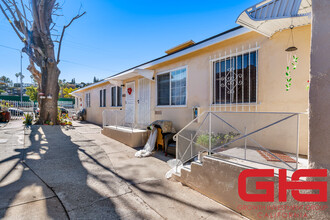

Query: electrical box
[{"left": 192, "top": 106, "right": 201, "bottom": 123}]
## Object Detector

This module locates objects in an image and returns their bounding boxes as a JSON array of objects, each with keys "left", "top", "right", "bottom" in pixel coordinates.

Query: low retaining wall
[
  {"left": 174, "top": 156, "right": 329, "bottom": 219},
  {"left": 101, "top": 126, "right": 149, "bottom": 147}
]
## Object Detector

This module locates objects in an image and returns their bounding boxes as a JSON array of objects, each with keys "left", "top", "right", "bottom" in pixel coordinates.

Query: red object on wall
[{"left": 127, "top": 88, "right": 132, "bottom": 95}]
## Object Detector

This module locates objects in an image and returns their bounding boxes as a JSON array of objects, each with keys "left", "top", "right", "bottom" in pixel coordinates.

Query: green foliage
[
  {"left": 23, "top": 113, "right": 33, "bottom": 125},
  {"left": 25, "top": 86, "right": 38, "bottom": 101},
  {"left": 285, "top": 55, "right": 298, "bottom": 91},
  {"left": 0, "top": 89, "right": 5, "bottom": 94},
  {"left": 196, "top": 132, "right": 240, "bottom": 148},
  {"left": 93, "top": 76, "right": 99, "bottom": 83},
  {"left": 0, "top": 100, "right": 10, "bottom": 111},
  {"left": 0, "top": 76, "right": 12, "bottom": 83},
  {"left": 63, "top": 87, "right": 77, "bottom": 98}
]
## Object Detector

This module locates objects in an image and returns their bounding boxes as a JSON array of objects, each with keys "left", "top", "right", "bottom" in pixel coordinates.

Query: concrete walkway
[{"left": 0, "top": 120, "right": 245, "bottom": 220}]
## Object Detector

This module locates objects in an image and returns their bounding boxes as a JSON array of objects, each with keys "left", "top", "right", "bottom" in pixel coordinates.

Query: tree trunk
[{"left": 38, "top": 63, "right": 60, "bottom": 124}]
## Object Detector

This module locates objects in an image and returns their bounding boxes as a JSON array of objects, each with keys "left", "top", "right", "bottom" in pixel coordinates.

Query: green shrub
[
  {"left": 23, "top": 113, "right": 33, "bottom": 125},
  {"left": 196, "top": 132, "right": 240, "bottom": 148}
]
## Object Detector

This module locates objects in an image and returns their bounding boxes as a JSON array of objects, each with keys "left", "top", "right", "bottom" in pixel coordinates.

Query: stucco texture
[{"left": 75, "top": 25, "right": 311, "bottom": 155}]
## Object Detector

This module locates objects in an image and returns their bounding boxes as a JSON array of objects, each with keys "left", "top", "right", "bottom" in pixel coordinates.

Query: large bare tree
[{"left": 0, "top": 0, "right": 85, "bottom": 124}]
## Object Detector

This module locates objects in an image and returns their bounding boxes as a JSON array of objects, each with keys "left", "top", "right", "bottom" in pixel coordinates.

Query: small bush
[
  {"left": 196, "top": 132, "right": 240, "bottom": 148},
  {"left": 23, "top": 113, "right": 33, "bottom": 125}
]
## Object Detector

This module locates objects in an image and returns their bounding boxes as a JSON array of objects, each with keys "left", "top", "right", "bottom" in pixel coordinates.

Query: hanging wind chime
[{"left": 285, "top": 25, "right": 298, "bottom": 91}]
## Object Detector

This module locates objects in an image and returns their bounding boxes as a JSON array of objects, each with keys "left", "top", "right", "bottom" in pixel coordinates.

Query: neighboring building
[{"left": 13, "top": 82, "right": 37, "bottom": 88}]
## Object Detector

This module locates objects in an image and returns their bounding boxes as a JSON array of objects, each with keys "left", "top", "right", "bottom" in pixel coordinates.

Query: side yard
[{"left": 0, "top": 120, "right": 245, "bottom": 219}]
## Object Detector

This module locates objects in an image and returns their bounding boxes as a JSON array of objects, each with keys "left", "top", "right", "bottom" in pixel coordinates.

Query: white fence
[
  {"left": 102, "top": 109, "right": 149, "bottom": 131},
  {"left": 0, "top": 100, "right": 36, "bottom": 120},
  {"left": 0, "top": 99, "right": 76, "bottom": 120}
]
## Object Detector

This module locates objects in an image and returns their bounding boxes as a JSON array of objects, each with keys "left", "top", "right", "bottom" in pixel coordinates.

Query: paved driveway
[{"left": 0, "top": 120, "right": 245, "bottom": 220}]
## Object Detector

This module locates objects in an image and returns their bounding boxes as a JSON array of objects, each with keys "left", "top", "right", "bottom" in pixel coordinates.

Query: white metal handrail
[
  {"left": 175, "top": 111, "right": 305, "bottom": 172},
  {"left": 102, "top": 109, "right": 148, "bottom": 131}
]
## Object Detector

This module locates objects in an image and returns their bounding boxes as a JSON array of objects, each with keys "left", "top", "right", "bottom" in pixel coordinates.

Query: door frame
[
  {"left": 138, "top": 78, "right": 151, "bottom": 125},
  {"left": 125, "top": 81, "right": 135, "bottom": 124}
]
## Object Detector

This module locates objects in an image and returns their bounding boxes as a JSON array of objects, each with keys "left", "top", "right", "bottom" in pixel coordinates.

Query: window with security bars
[{"left": 213, "top": 51, "right": 257, "bottom": 104}]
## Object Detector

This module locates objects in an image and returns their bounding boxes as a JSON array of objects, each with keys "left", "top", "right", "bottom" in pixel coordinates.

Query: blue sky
[{"left": 0, "top": 0, "right": 257, "bottom": 84}]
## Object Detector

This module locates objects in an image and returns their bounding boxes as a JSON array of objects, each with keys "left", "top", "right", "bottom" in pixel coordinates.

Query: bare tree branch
[
  {"left": 20, "top": 0, "right": 28, "bottom": 28},
  {"left": 27, "top": 59, "right": 41, "bottom": 86},
  {"left": 57, "top": 11, "right": 86, "bottom": 64},
  {"left": 0, "top": 3, "right": 24, "bottom": 42}
]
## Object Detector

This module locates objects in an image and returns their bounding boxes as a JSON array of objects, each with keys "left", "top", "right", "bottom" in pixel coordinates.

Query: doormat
[{"left": 257, "top": 150, "right": 296, "bottom": 163}]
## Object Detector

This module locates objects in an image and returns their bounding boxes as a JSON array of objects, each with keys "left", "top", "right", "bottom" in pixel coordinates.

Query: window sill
[
  {"left": 210, "top": 102, "right": 260, "bottom": 106},
  {"left": 155, "top": 105, "right": 187, "bottom": 109}
]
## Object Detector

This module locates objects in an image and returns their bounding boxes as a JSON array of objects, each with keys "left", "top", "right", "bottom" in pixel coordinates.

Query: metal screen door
[{"left": 138, "top": 78, "right": 150, "bottom": 125}]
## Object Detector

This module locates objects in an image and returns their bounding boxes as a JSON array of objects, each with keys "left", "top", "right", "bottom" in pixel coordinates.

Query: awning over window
[
  {"left": 106, "top": 68, "right": 155, "bottom": 86},
  {"left": 236, "top": 0, "right": 312, "bottom": 37}
]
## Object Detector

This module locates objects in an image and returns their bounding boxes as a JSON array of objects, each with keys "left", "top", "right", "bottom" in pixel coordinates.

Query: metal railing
[
  {"left": 0, "top": 99, "right": 36, "bottom": 120},
  {"left": 102, "top": 109, "right": 148, "bottom": 131},
  {"left": 0, "top": 99, "right": 75, "bottom": 120},
  {"left": 174, "top": 111, "right": 305, "bottom": 171}
]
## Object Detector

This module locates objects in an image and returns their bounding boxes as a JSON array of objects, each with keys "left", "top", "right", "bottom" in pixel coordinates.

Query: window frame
[
  {"left": 85, "top": 93, "right": 91, "bottom": 108},
  {"left": 103, "top": 89, "right": 106, "bottom": 107},
  {"left": 210, "top": 49, "right": 258, "bottom": 106},
  {"left": 156, "top": 65, "right": 188, "bottom": 108},
  {"left": 111, "top": 86, "right": 122, "bottom": 107},
  {"left": 99, "top": 90, "right": 103, "bottom": 107}
]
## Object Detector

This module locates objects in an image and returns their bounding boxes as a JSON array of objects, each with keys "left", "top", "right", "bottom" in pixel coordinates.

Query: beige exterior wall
[
  {"left": 74, "top": 81, "right": 123, "bottom": 125},
  {"left": 75, "top": 25, "right": 311, "bottom": 155},
  {"left": 150, "top": 25, "right": 310, "bottom": 155}
]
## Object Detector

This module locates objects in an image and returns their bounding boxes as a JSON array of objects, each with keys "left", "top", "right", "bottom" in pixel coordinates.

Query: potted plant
[{"left": 23, "top": 113, "right": 33, "bottom": 126}]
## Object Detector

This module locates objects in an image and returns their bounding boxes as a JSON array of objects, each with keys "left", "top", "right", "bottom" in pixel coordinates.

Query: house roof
[
  {"left": 71, "top": 80, "right": 108, "bottom": 94},
  {"left": 73, "top": 25, "right": 250, "bottom": 94},
  {"left": 105, "top": 26, "right": 251, "bottom": 83}
]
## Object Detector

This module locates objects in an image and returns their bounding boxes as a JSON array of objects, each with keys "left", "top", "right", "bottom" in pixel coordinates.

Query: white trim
[
  {"left": 156, "top": 65, "right": 188, "bottom": 107},
  {"left": 110, "top": 86, "right": 123, "bottom": 107},
  {"left": 209, "top": 47, "right": 260, "bottom": 62},
  {"left": 125, "top": 81, "right": 136, "bottom": 124},
  {"left": 137, "top": 78, "right": 151, "bottom": 125},
  {"left": 85, "top": 92, "right": 91, "bottom": 108},
  {"left": 107, "top": 27, "right": 250, "bottom": 81},
  {"left": 72, "top": 80, "right": 109, "bottom": 94},
  {"left": 210, "top": 47, "right": 259, "bottom": 107},
  {"left": 73, "top": 28, "right": 250, "bottom": 94}
]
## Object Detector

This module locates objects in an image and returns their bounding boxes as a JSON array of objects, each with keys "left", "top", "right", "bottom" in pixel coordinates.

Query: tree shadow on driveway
[
  {"left": 0, "top": 122, "right": 233, "bottom": 219},
  {"left": 0, "top": 124, "right": 155, "bottom": 219}
]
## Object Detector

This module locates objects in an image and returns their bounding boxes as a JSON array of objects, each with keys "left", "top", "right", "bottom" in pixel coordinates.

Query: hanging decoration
[
  {"left": 306, "top": 80, "right": 310, "bottom": 90},
  {"left": 284, "top": 25, "right": 298, "bottom": 92},
  {"left": 127, "top": 87, "right": 132, "bottom": 95}
]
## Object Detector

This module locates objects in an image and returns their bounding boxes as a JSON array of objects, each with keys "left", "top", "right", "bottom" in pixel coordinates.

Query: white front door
[
  {"left": 125, "top": 82, "right": 135, "bottom": 124},
  {"left": 138, "top": 78, "right": 150, "bottom": 125}
]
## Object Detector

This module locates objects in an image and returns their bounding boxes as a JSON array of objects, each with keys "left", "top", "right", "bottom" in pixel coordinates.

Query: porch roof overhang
[
  {"left": 106, "top": 68, "right": 155, "bottom": 86},
  {"left": 70, "top": 92, "right": 83, "bottom": 98},
  {"left": 236, "top": 0, "right": 312, "bottom": 37}
]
